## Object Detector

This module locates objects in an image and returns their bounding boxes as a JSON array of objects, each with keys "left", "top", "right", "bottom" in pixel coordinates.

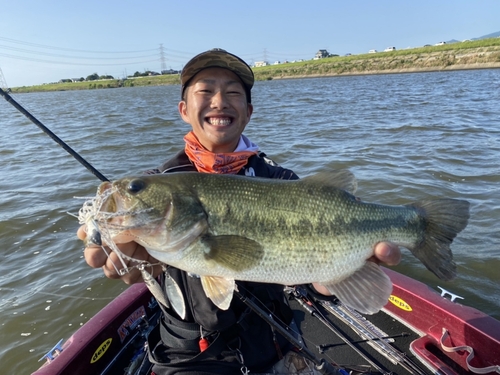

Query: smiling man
[
  {"left": 180, "top": 67, "right": 252, "bottom": 154},
  {"left": 80, "top": 48, "right": 401, "bottom": 374}
]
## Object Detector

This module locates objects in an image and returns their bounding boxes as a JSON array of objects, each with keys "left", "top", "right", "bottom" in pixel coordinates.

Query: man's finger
[
  {"left": 84, "top": 245, "right": 108, "bottom": 268},
  {"left": 373, "top": 242, "right": 402, "bottom": 266}
]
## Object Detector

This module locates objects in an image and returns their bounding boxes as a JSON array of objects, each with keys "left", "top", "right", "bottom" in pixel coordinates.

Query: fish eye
[{"left": 127, "top": 179, "right": 146, "bottom": 194}]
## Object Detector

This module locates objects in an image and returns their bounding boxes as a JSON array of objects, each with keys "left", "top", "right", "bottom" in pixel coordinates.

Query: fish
[{"left": 87, "top": 170, "right": 470, "bottom": 314}]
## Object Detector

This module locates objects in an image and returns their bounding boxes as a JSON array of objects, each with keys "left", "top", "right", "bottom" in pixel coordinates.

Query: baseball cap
[{"left": 181, "top": 48, "right": 254, "bottom": 102}]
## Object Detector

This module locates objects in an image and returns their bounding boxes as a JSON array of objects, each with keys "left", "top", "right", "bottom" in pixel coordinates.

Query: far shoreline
[
  {"left": 270, "top": 62, "right": 500, "bottom": 81},
  {"left": 9, "top": 40, "right": 500, "bottom": 93}
]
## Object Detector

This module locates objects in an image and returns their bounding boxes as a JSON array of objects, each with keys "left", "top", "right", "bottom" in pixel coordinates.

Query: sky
[{"left": 1, "top": 0, "right": 499, "bottom": 87}]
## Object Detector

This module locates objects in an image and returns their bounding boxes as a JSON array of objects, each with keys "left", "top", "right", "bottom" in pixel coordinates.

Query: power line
[
  {"left": 0, "top": 44, "right": 158, "bottom": 60},
  {"left": 0, "top": 52, "right": 159, "bottom": 66},
  {"left": 0, "top": 36, "right": 158, "bottom": 54}
]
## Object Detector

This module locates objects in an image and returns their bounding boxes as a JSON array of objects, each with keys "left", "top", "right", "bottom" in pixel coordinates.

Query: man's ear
[
  {"left": 178, "top": 100, "right": 189, "bottom": 123},
  {"left": 247, "top": 103, "right": 254, "bottom": 119}
]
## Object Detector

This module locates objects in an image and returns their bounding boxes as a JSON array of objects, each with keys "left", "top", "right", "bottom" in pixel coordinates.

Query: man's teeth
[{"left": 207, "top": 118, "right": 231, "bottom": 126}]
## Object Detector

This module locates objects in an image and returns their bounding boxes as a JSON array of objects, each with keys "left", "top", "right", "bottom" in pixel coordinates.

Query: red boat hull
[
  {"left": 383, "top": 268, "right": 500, "bottom": 374},
  {"left": 33, "top": 283, "right": 157, "bottom": 375},
  {"left": 32, "top": 269, "right": 500, "bottom": 375}
]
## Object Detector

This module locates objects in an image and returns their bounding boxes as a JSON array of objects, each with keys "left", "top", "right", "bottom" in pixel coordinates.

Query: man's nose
[{"left": 210, "top": 90, "right": 228, "bottom": 109}]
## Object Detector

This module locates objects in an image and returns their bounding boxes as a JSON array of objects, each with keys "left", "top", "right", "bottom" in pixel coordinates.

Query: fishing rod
[
  {"left": 289, "top": 287, "right": 391, "bottom": 375},
  {"left": 0, "top": 86, "right": 109, "bottom": 182},
  {"left": 234, "top": 288, "right": 345, "bottom": 375},
  {"left": 291, "top": 287, "right": 428, "bottom": 375},
  {"left": 318, "top": 333, "right": 409, "bottom": 349}
]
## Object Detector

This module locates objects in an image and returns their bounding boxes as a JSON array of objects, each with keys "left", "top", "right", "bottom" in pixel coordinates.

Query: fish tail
[{"left": 408, "top": 199, "right": 470, "bottom": 281}]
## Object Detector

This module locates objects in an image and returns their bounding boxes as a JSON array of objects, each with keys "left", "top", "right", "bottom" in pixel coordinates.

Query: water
[{"left": 1, "top": 69, "right": 500, "bottom": 373}]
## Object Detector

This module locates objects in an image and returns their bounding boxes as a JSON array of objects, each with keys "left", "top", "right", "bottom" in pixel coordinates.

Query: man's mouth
[{"left": 205, "top": 117, "right": 232, "bottom": 126}]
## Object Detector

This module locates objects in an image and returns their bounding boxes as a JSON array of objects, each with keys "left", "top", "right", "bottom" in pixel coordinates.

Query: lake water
[{"left": 1, "top": 69, "right": 500, "bottom": 374}]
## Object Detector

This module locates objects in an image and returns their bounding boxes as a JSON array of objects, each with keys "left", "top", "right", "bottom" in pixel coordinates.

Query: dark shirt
[{"left": 148, "top": 150, "right": 299, "bottom": 374}]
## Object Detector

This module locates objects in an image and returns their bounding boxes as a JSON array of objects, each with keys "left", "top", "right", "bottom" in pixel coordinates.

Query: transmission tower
[
  {"left": 159, "top": 44, "right": 167, "bottom": 72},
  {"left": 0, "top": 67, "right": 9, "bottom": 90}
]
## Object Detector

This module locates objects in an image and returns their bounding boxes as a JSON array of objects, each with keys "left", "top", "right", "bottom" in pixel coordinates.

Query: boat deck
[{"left": 289, "top": 296, "right": 431, "bottom": 374}]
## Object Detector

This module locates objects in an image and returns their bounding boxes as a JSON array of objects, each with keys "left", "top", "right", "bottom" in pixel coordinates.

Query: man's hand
[
  {"left": 369, "top": 241, "right": 401, "bottom": 266},
  {"left": 311, "top": 242, "right": 401, "bottom": 296},
  {"left": 77, "top": 225, "right": 162, "bottom": 285}
]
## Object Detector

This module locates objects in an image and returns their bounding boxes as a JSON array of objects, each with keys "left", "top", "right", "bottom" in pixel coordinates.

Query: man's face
[{"left": 178, "top": 67, "right": 253, "bottom": 153}]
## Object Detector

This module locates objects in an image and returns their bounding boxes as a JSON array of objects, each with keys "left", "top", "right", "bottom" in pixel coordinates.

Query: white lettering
[{"left": 245, "top": 167, "right": 255, "bottom": 177}]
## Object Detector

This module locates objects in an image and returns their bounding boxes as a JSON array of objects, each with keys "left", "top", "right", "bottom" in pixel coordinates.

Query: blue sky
[{"left": 1, "top": 0, "right": 499, "bottom": 87}]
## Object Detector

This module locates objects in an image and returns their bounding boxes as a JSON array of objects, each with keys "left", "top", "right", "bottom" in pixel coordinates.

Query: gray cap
[{"left": 181, "top": 48, "right": 254, "bottom": 102}]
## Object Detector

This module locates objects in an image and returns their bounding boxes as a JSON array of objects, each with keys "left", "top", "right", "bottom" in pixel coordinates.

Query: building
[
  {"left": 314, "top": 50, "right": 330, "bottom": 60},
  {"left": 254, "top": 61, "right": 269, "bottom": 67}
]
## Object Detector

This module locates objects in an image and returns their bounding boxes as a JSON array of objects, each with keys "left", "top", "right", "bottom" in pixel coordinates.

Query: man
[{"left": 79, "top": 48, "right": 401, "bottom": 374}]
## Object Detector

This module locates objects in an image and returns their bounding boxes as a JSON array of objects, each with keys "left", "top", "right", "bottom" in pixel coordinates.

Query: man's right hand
[{"left": 77, "top": 225, "right": 162, "bottom": 285}]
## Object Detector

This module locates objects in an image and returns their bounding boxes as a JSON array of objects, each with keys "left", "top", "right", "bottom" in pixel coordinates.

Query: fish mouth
[
  {"left": 97, "top": 180, "right": 163, "bottom": 232},
  {"left": 97, "top": 181, "right": 117, "bottom": 215},
  {"left": 94, "top": 181, "right": 132, "bottom": 230},
  {"left": 204, "top": 116, "right": 233, "bottom": 126}
]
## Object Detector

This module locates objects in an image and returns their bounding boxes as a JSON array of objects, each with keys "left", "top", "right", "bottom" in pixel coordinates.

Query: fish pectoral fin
[
  {"left": 200, "top": 276, "right": 235, "bottom": 310},
  {"left": 201, "top": 235, "right": 264, "bottom": 271},
  {"left": 321, "top": 261, "right": 392, "bottom": 315},
  {"left": 302, "top": 169, "right": 357, "bottom": 195}
]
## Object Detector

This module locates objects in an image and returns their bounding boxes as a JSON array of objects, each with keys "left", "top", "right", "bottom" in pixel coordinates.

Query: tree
[{"left": 86, "top": 73, "right": 100, "bottom": 81}]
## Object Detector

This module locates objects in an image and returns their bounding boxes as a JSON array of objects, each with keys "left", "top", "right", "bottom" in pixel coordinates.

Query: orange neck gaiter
[{"left": 184, "top": 131, "right": 258, "bottom": 174}]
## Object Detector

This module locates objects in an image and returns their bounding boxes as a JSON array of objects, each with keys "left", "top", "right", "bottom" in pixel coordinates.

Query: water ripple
[{"left": 2, "top": 69, "right": 500, "bottom": 373}]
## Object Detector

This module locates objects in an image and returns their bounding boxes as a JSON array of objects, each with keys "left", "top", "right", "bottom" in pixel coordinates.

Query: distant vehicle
[
  {"left": 345, "top": 53, "right": 352, "bottom": 56},
  {"left": 435, "top": 41, "right": 446, "bottom": 46},
  {"left": 273, "top": 61, "right": 281, "bottom": 65},
  {"left": 384, "top": 46, "right": 396, "bottom": 52},
  {"left": 368, "top": 49, "right": 377, "bottom": 53}
]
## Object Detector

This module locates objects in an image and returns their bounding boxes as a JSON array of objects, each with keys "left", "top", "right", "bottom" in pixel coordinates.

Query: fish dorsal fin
[
  {"left": 201, "top": 235, "right": 264, "bottom": 271},
  {"left": 302, "top": 169, "right": 357, "bottom": 194},
  {"left": 200, "top": 276, "right": 235, "bottom": 310},
  {"left": 321, "top": 261, "right": 392, "bottom": 315}
]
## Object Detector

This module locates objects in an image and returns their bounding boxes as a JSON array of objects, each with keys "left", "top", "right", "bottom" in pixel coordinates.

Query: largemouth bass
[{"left": 88, "top": 170, "right": 469, "bottom": 314}]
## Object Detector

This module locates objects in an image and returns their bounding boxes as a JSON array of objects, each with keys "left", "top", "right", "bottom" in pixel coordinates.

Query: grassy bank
[
  {"left": 11, "top": 38, "right": 500, "bottom": 94},
  {"left": 11, "top": 73, "right": 181, "bottom": 93},
  {"left": 253, "top": 37, "right": 500, "bottom": 81}
]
